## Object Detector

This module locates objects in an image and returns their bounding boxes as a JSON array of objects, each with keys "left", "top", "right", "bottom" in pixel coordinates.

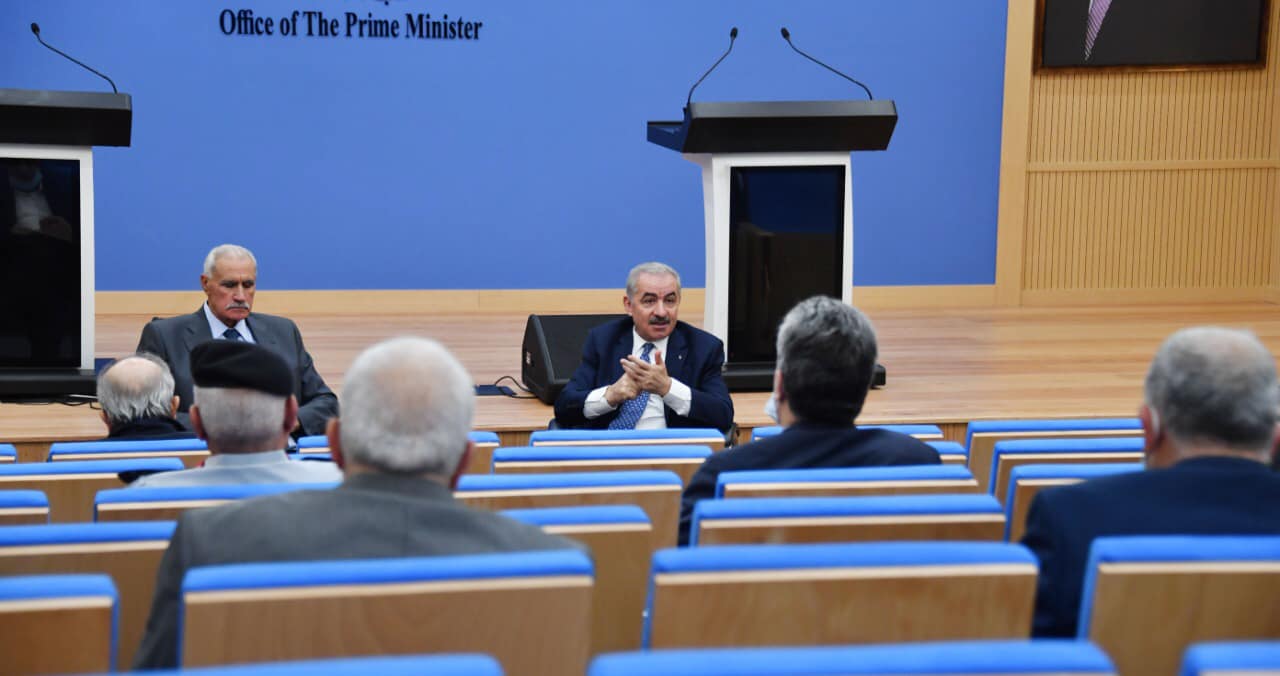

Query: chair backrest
[
  {"left": 48, "top": 438, "right": 210, "bottom": 468},
  {"left": 0, "top": 458, "right": 185, "bottom": 522},
  {"left": 644, "top": 541, "right": 1037, "bottom": 649},
  {"left": 456, "top": 471, "right": 682, "bottom": 551},
  {"left": 751, "top": 424, "right": 946, "bottom": 442},
  {"left": 94, "top": 482, "right": 339, "bottom": 522},
  {"left": 1003, "top": 463, "right": 1143, "bottom": 541},
  {"left": 504, "top": 505, "right": 652, "bottom": 655},
  {"left": 0, "top": 443, "right": 15, "bottom": 463},
  {"left": 718, "top": 464, "right": 980, "bottom": 499},
  {"left": 180, "top": 550, "right": 594, "bottom": 675},
  {"left": 147, "top": 654, "right": 506, "bottom": 675},
  {"left": 1180, "top": 641, "right": 1280, "bottom": 676},
  {"left": 691, "top": 494, "right": 1006, "bottom": 546},
  {"left": 0, "top": 520, "right": 175, "bottom": 669},
  {"left": 530, "top": 428, "right": 725, "bottom": 451},
  {"left": 493, "top": 445, "right": 711, "bottom": 485},
  {"left": 989, "top": 437, "right": 1144, "bottom": 506},
  {"left": 966, "top": 419, "right": 1142, "bottom": 492},
  {"left": 588, "top": 639, "right": 1116, "bottom": 676},
  {"left": 929, "top": 441, "right": 970, "bottom": 466},
  {"left": 296, "top": 431, "right": 501, "bottom": 475},
  {"left": 0, "top": 574, "right": 119, "bottom": 674},
  {"left": 0, "top": 488, "right": 49, "bottom": 524},
  {"left": 1081, "top": 536, "right": 1280, "bottom": 676}
]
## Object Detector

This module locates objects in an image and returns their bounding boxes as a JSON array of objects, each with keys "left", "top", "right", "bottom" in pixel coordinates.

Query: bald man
[{"left": 96, "top": 353, "right": 194, "bottom": 441}]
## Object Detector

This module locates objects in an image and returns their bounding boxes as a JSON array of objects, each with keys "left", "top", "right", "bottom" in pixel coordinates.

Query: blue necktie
[
  {"left": 222, "top": 327, "right": 243, "bottom": 341},
  {"left": 609, "top": 342, "right": 655, "bottom": 430}
]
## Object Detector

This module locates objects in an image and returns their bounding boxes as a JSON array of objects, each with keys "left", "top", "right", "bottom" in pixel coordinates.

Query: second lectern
[{"left": 647, "top": 99, "right": 897, "bottom": 390}]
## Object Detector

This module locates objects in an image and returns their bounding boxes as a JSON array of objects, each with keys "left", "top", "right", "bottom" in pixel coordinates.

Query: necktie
[
  {"left": 222, "top": 327, "right": 243, "bottom": 341},
  {"left": 1084, "top": 0, "right": 1113, "bottom": 60},
  {"left": 608, "top": 342, "right": 655, "bottom": 430}
]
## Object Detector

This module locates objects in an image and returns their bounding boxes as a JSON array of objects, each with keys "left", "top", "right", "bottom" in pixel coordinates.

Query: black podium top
[
  {"left": 647, "top": 99, "right": 896, "bottom": 154},
  {"left": 0, "top": 88, "right": 132, "bottom": 147}
]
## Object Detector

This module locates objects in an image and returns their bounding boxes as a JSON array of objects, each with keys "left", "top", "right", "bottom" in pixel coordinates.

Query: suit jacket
[
  {"left": 103, "top": 416, "right": 195, "bottom": 442},
  {"left": 678, "top": 422, "right": 942, "bottom": 545},
  {"left": 136, "top": 308, "right": 338, "bottom": 436},
  {"left": 1021, "top": 455, "right": 1280, "bottom": 637},
  {"left": 1041, "top": 0, "right": 1263, "bottom": 67},
  {"left": 132, "top": 473, "right": 578, "bottom": 669},
  {"left": 553, "top": 318, "right": 733, "bottom": 432}
]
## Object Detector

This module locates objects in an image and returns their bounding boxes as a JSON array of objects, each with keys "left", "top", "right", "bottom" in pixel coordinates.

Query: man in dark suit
[
  {"left": 678, "top": 296, "right": 939, "bottom": 545},
  {"left": 554, "top": 262, "right": 733, "bottom": 432},
  {"left": 95, "top": 353, "right": 193, "bottom": 441},
  {"left": 1041, "top": 0, "right": 1264, "bottom": 67},
  {"left": 136, "top": 244, "right": 337, "bottom": 436},
  {"left": 132, "top": 336, "right": 576, "bottom": 670},
  {"left": 1022, "top": 326, "right": 1280, "bottom": 637}
]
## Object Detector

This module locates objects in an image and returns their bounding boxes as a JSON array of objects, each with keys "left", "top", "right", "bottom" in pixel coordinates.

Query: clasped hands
[{"left": 604, "top": 350, "right": 672, "bottom": 406}]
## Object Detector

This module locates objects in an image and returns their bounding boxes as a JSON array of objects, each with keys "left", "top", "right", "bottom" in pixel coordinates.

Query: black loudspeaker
[{"left": 522, "top": 314, "right": 625, "bottom": 404}]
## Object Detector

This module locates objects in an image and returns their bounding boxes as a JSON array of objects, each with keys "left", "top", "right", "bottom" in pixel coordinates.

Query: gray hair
[
  {"left": 193, "top": 386, "right": 288, "bottom": 450},
  {"left": 97, "top": 353, "right": 176, "bottom": 426},
  {"left": 776, "top": 296, "right": 878, "bottom": 424},
  {"left": 339, "top": 336, "right": 475, "bottom": 476},
  {"left": 203, "top": 244, "right": 257, "bottom": 276},
  {"left": 1144, "top": 326, "right": 1279, "bottom": 454},
  {"left": 625, "top": 262, "right": 681, "bottom": 299}
]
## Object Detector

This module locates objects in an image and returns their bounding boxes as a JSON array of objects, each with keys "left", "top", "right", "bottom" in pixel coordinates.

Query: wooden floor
[{"left": 4, "top": 302, "right": 1278, "bottom": 453}]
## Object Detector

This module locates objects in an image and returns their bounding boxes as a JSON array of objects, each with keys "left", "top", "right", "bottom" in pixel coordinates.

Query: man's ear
[
  {"left": 282, "top": 396, "right": 300, "bottom": 435},
  {"left": 326, "top": 417, "right": 345, "bottom": 470},
  {"left": 1139, "top": 404, "right": 1161, "bottom": 458},
  {"left": 448, "top": 442, "right": 475, "bottom": 490},
  {"left": 190, "top": 405, "right": 209, "bottom": 441},
  {"left": 199, "top": 274, "right": 211, "bottom": 294},
  {"left": 169, "top": 395, "right": 180, "bottom": 418},
  {"left": 772, "top": 370, "right": 786, "bottom": 404}
]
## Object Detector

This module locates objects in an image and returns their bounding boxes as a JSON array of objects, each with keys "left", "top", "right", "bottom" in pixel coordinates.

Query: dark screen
[
  {"left": 0, "top": 158, "right": 81, "bottom": 368},
  {"left": 728, "top": 165, "right": 845, "bottom": 364}
]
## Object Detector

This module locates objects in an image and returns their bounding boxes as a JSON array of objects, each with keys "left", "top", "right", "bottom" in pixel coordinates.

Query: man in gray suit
[
  {"left": 132, "top": 336, "right": 576, "bottom": 669},
  {"left": 136, "top": 244, "right": 337, "bottom": 436}
]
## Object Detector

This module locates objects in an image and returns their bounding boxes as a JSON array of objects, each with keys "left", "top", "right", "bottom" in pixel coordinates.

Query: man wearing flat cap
[{"left": 130, "top": 340, "right": 341, "bottom": 487}]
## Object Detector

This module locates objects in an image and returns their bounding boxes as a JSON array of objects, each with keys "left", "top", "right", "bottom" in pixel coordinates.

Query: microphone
[
  {"left": 686, "top": 27, "right": 738, "bottom": 110},
  {"left": 30, "top": 22, "right": 119, "bottom": 94},
  {"left": 780, "top": 27, "right": 873, "bottom": 100}
]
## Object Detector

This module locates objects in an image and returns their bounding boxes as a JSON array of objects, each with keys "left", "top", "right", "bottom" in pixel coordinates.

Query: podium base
[{"left": 723, "top": 362, "right": 887, "bottom": 393}]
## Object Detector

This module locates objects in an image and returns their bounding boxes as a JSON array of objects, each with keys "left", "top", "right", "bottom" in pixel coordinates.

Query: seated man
[
  {"left": 95, "top": 353, "right": 193, "bottom": 441},
  {"left": 136, "top": 244, "right": 337, "bottom": 436},
  {"left": 130, "top": 341, "right": 341, "bottom": 488},
  {"left": 678, "top": 296, "right": 939, "bottom": 545},
  {"left": 133, "top": 336, "right": 576, "bottom": 669},
  {"left": 1022, "top": 326, "right": 1280, "bottom": 637},
  {"left": 554, "top": 261, "right": 733, "bottom": 432}
]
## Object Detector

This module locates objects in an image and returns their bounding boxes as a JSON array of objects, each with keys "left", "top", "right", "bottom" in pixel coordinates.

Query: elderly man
[
  {"left": 555, "top": 261, "right": 733, "bottom": 432},
  {"left": 678, "top": 296, "right": 939, "bottom": 545},
  {"left": 136, "top": 244, "right": 337, "bottom": 436},
  {"left": 129, "top": 341, "right": 341, "bottom": 488},
  {"left": 96, "top": 353, "right": 193, "bottom": 441},
  {"left": 1022, "top": 326, "right": 1280, "bottom": 637},
  {"left": 132, "top": 336, "right": 575, "bottom": 669}
]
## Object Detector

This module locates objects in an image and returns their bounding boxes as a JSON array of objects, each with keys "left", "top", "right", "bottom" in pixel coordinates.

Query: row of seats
[{"left": 2, "top": 535, "right": 1276, "bottom": 674}]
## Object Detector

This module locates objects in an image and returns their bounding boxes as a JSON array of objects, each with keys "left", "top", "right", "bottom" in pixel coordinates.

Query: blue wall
[{"left": 1, "top": 0, "right": 1006, "bottom": 290}]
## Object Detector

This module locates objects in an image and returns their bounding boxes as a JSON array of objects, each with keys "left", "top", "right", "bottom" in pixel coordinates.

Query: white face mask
[{"left": 763, "top": 392, "right": 780, "bottom": 425}]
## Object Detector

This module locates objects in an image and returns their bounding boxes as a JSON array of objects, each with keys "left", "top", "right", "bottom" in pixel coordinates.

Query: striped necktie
[
  {"left": 1084, "top": 0, "right": 1113, "bottom": 60},
  {"left": 608, "top": 342, "right": 655, "bottom": 430},
  {"left": 222, "top": 327, "right": 243, "bottom": 341}
]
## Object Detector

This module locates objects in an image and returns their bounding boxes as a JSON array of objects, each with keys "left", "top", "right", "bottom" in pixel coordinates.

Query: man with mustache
[
  {"left": 554, "top": 262, "right": 733, "bottom": 432},
  {"left": 136, "top": 244, "right": 338, "bottom": 436}
]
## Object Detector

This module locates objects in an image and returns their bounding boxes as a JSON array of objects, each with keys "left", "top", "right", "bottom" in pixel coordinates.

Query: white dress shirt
[
  {"left": 203, "top": 302, "right": 256, "bottom": 343},
  {"left": 583, "top": 329, "right": 693, "bottom": 429}
]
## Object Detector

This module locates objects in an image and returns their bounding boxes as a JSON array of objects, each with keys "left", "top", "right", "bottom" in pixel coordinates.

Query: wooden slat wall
[{"left": 1006, "top": 1, "right": 1280, "bottom": 305}]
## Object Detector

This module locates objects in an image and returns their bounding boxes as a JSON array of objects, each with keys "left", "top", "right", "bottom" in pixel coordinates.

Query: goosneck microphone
[
  {"left": 30, "top": 22, "right": 119, "bottom": 94},
  {"left": 780, "top": 27, "right": 873, "bottom": 100},
  {"left": 686, "top": 27, "right": 738, "bottom": 109}
]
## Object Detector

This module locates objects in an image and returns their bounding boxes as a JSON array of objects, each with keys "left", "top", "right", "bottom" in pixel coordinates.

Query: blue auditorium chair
[
  {"left": 504, "top": 505, "right": 652, "bottom": 653},
  {"left": 690, "top": 493, "right": 1006, "bottom": 546},
  {"left": 644, "top": 541, "right": 1038, "bottom": 648},
  {"left": 716, "top": 464, "right": 979, "bottom": 499},
  {"left": 929, "top": 440, "right": 970, "bottom": 465},
  {"left": 296, "top": 430, "right": 501, "bottom": 474},
  {"left": 457, "top": 470, "right": 682, "bottom": 550},
  {"left": 0, "top": 443, "right": 16, "bottom": 463},
  {"left": 1079, "top": 535, "right": 1280, "bottom": 676},
  {"left": 0, "top": 574, "right": 119, "bottom": 674},
  {"left": 179, "top": 550, "right": 594, "bottom": 673},
  {"left": 0, "top": 488, "right": 49, "bottom": 524},
  {"left": 530, "top": 428, "right": 726, "bottom": 451},
  {"left": 988, "top": 438, "right": 1144, "bottom": 505},
  {"left": 48, "top": 437, "right": 209, "bottom": 467},
  {"left": 94, "top": 482, "right": 338, "bottom": 522},
  {"left": 1002, "top": 463, "right": 1143, "bottom": 541},
  {"left": 966, "top": 419, "right": 1142, "bottom": 492},
  {"left": 1181, "top": 641, "right": 1280, "bottom": 676},
  {"left": 0, "top": 458, "right": 184, "bottom": 522},
  {"left": 0, "top": 520, "right": 175, "bottom": 668},
  {"left": 140, "top": 654, "right": 505, "bottom": 675},
  {"left": 492, "top": 444, "right": 711, "bottom": 484},
  {"left": 751, "top": 424, "right": 945, "bottom": 441},
  {"left": 589, "top": 639, "right": 1116, "bottom": 675}
]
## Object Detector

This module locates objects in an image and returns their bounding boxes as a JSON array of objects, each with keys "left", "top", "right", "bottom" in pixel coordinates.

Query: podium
[
  {"left": 0, "top": 88, "right": 131, "bottom": 398},
  {"left": 647, "top": 100, "right": 897, "bottom": 391}
]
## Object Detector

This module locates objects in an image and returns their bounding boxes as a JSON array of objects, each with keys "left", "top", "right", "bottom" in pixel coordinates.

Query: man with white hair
[
  {"left": 132, "top": 336, "right": 575, "bottom": 669},
  {"left": 96, "top": 353, "right": 192, "bottom": 441},
  {"left": 1022, "top": 326, "right": 1280, "bottom": 637},
  {"left": 136, "top": 243, "right": 337, "bottom": 436}
]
